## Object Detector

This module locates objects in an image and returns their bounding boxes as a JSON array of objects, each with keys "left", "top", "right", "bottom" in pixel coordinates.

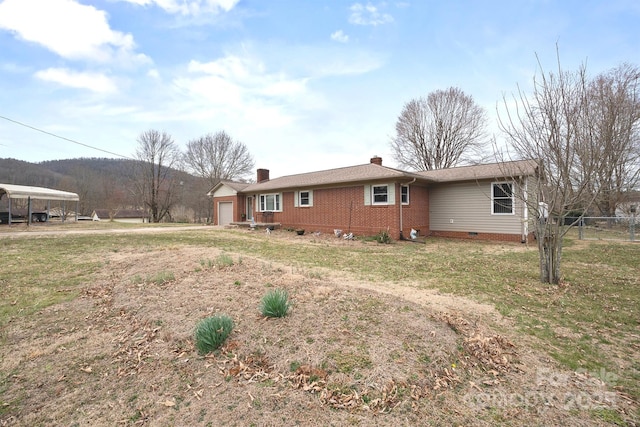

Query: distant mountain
[
  {"left": 0, "top": 157, "right": 209, "bottom": 219},
  {"left": 40, "top": 158, "right": 140, "bottom": 182},
  {"left": 0, "top": 158, "right": 68, "bottom": 188}
]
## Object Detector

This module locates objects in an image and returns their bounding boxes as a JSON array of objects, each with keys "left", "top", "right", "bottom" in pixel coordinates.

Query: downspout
[{"left": 399, "top": 178, "right": 416, "bottom": 240}]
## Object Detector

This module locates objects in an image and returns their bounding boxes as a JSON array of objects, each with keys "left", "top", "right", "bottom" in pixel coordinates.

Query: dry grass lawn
[{"left": 0, "top": 224, "right": 637, "bottom": 426}]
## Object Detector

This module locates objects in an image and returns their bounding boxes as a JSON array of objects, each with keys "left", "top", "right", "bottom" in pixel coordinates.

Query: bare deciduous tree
[
  {"left": 183, "top": 131, "right": 255, "bottom": 188},
  {"left": 134, "top": 129, "right": 180, "bottom": 223},
  {"left": 499, "top": 55, "right": 606, "bottom": 284},
  {"left": 585, "top": 63, "right": 640, "bottom": 216},
  {"left": 391, "top": 87, "right": 488, "bottom": 171}
]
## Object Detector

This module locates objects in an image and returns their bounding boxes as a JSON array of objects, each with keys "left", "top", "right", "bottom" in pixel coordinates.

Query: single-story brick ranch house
[{"left": 208, "top": 156, "right": 539, "bottom": 242}]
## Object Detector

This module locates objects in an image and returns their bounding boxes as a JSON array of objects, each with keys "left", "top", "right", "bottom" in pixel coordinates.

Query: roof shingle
[
  {"left": 213, "top": 159, "right": 538, "bottom": 195},
  {"left": 242, "top": 163, "right": 429, "bottom": 192},
  {"left": 417, "top": 159, "right": 538, "bottom": 183}
]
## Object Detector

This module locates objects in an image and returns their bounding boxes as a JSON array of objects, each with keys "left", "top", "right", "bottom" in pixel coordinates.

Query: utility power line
[{"left": 0, "top": 114, "right": 134, "bottom": 160}]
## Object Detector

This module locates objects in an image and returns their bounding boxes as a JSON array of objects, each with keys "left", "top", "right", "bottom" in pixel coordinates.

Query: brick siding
[
  {"left": 264, "top": 183, "right": 430, "bottom": 240},
  {"left": 213, "top": 183, "right": 529, "bottom": 243}
]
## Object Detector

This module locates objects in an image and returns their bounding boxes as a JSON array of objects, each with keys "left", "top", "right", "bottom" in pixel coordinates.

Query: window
[
  {"left": 492, "top": 182, "right": 514, "bottom": 214},
  {"left": 401, "top": 185, "right": 409, "bottom": 205},
  {"left": 364, "top": 184, "right": 395, "bottom": 206},
  {"left": 259, "top": 193, "right": 281, "bottom": 212},
  {"left": 299, "top": 191, "right": 310, "bottom": 205},
  {"left": 372, "top": 185, "right": 388, "bottom": 204},
  {"left": 295, "top": 190, "right": 313, "bottom": 207}
]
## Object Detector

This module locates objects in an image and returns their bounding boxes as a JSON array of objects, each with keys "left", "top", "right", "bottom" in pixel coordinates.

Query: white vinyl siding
[
  {"left": 364, "top": 184, "right": 396, "bottom": 206},
  {"left": 429, "top": 181, "right": 523, "bottom": 234},
  {"left": 212, "top": 184, "right": 237, "bottom": 197},
  {"left": 294, "top": 190, "right": 313, "bottom": 207}
]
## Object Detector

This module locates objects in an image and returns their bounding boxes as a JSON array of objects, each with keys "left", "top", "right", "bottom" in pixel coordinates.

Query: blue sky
[{"left": 0, "top": 0, "right": 638, "bottom": 179}]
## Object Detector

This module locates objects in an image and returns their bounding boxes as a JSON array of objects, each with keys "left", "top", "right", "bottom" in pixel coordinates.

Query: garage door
[{"left": 218, "top": 202, "right": 233, "bottom": 225}]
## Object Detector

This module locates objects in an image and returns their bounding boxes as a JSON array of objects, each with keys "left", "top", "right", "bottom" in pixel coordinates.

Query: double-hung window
[
  {"left": 372, "top": 185, "right": 388, "bottom": 204},
  {"left": 492, "top": 182, "right": 514, "bottom": 214},
  {"left": 294, "top": 190, "right": 313, "bottom": 207},
  {"left": 401, "top": 185, "right": 409, "bottom": 205},
  {"left": 259, "top": 193, "right": 281, "bottom": 212},
  {"left": 365, "top": 184, "right": 395, "bottom": 206},
  {"left": 299, "top": 191, "right": 310, "bottom": 206}
]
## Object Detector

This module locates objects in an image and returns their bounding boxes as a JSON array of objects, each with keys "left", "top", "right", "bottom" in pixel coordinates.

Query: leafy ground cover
[{"left": 0, "top": 223, "right": 638, "bottom": 425}]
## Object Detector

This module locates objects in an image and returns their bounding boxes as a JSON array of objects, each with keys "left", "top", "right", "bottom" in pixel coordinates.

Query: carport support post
[{"left": 27, "top": 196, "right": 32, "bottom": 226}]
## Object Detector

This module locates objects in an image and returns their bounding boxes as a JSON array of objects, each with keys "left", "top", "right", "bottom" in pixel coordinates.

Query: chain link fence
[{"left": 567, "top": 216, "right": 638, "bottom": 241}]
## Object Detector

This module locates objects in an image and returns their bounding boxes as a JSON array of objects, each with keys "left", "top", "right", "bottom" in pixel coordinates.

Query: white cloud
[
  {"left": 0, "top": 0, "right": 149, "bottom": 64},
  {"left": 147, "top": 68, "right": 161, "bottom": 79},
  {"left": 330, "top": 30, "right": 349, "bottom": 43},
  {"left": 349, "top": 2, "right": 394, "bottom": 26},
  {"left": 118, "top": 0, "right": 239, "bottom": 16},
  {"left": 184, "top": 55, "right": 308, "bottom": 102},
  {"left": 34, "top": 68, "right": 118, "bottom": 93},
  {"left": 171, "top": 53, "right": 312, "bottom": 128}
]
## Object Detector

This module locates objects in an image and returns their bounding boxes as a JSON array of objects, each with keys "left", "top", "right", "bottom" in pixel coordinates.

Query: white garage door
[{"left": 218, "top": 202, "right": 233, "bottom": 225}]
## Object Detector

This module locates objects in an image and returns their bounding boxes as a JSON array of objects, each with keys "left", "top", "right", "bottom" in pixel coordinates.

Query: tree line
[{"left": 134, "top": 130, "right": 255, "bottom": 223}]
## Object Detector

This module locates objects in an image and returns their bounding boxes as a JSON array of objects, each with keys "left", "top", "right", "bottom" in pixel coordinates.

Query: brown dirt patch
[{"left": 0, "top": 236, "right": 632, "bottom": 426}]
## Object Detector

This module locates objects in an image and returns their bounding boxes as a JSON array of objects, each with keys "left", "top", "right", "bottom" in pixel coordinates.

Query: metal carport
[{"left": 0, "top": 183, "right": 80, "bottom": 225}]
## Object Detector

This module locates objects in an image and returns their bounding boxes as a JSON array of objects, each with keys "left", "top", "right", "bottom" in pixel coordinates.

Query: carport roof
[{"left": 0, "top": 183, "right": 80, "bottom": 202}]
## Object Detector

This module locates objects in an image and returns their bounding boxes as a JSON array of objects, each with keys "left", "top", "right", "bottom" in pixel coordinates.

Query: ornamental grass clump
[
  {"left": 260, "top": 288, "right": 291, "bottom": 318},
  {"left": 194, "top": 315, "right": 234, "bottom": 355}
]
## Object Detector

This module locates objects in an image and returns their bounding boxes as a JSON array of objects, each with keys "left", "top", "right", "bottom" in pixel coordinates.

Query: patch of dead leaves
[{"left": 210, "top": 334, "right": 502, "bottom": 414}]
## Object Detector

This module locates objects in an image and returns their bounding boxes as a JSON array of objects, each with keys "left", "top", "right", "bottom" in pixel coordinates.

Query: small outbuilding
[
  {"left": 0, "top": 183, "right": 80, "bottom": 225},
  {"left": 91, "top": 209, "right": 148, "bottom": 223}
]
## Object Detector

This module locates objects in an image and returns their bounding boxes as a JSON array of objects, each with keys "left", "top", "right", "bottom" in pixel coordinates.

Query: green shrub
[
  {"left": 215, "top": 253, "right": 234, "bottom": 268},
  {"left": 194, "top": 315, "right": 234, "bottom": 355},
  {"left": 259, "top": 288, "right": 291, "bottom": 318},
  {"left": 199, "top": 258, "right": 214, "bottom": 269},
  {"left": 150, "top": 271, "right": 175, "bottom": 284},
  {"left": 375, "top": 229, "right": 392, "bottom": 244},
  {"left": 132, "top": 271, "right": 174, "bottom": 285}
]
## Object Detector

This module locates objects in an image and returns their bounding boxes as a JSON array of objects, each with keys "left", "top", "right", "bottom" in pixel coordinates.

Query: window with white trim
[
  {"left": 297, "top": 190, "right": 313, "bottom": 207},
  {"left": 259, "top": 193, "right": 281, "bottom": 212},
  {"left": 401, "top": 185, "right": 409, "bottom": 205},
  {"left": 300, "top": 191, "right": 310, "bottom": 206},
  {"left": 492, "top": 182, "right": 514, "bottom": 214},
  {"left": 372, "top": 185, "right": 388, "bottom": 204},
  {"left": 364, "top": 184, "right": 395, "bottom": 206}
]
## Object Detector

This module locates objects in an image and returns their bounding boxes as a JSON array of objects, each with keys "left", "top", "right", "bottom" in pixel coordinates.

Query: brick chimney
[
  {"left": 370, "top": 156, "right": 382, "bottom": 166},
  {"left": 257, "top": 168, "right": 270, "bottom": 183}
]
